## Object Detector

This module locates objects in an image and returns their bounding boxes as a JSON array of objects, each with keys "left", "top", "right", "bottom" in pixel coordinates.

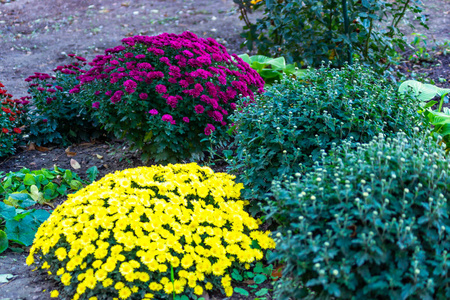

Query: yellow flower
[
  {"left": 118, "top": 287, "right": 132, "bottom": 299},
  {"left": 50, "top": 290, "right": 59, "bottom": 298},
  {"left": 194, "top": 285, "right": 203, "bottom": 295},
  {"left": 205, "top": 282, "right": 213, "bottom": 290}
]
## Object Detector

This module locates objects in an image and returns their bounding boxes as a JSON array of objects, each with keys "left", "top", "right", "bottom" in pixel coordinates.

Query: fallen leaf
[
  {"left": 243, "top": 279, "right": 255, "bottom": 284},
  {"left": 0, "top": 274, "right": 15, "bottom": 283},
  {"left": 79, "top": 142, "right": 95, "bottom": 146},
  {"left": 272, "top": 265, "right": 284, "bottom": 280},
  {"left": 96, "top": 154, "right": 103, "bottom": 159},
  {"left": 70, "top": 159, "right": 81, "bottom": 170},
  {"left": 121, "top": 2, "right": 130, "bottom": 7},
  {"left": 29, "top": 162, "right": 36, "bottom": 166},
  {"left": 99, "top": 9, "right": 110, "bottom": 13},
  {"left": 65, "top": 147, "right": 77, "bottom": 157},
  {"left": 27, "top": 142, "right": 36, "bottom": 151},
  {"left": 103, "top": 164, "right": 109, "bottom": 169},
  {"left": 36, "top": 145, "right": 50, "bottom": 152},
  {"left": 43, "top": 202, "right": 55, "bottom": 209}
]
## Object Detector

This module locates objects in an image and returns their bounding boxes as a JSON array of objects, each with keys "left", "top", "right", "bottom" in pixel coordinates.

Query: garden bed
[{"left": 0, "top": 0, "right": 450, "bottom": 299}]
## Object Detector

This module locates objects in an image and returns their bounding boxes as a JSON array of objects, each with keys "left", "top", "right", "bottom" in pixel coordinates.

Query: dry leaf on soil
[
  {"left": 65, "top": 147, "right": 77, "bottom": 157},
  {"left": 70, "top": 159, "right": 81, "bottom": 170}
]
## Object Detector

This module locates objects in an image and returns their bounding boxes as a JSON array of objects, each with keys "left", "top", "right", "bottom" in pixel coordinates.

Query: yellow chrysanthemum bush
[{"left": 27, "top": 163, "right": 275, "bottom": 300}]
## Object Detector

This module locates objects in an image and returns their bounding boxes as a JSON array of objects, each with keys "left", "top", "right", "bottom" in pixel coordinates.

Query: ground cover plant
[
  {"left": 74, "top": 31, "right": 265, "bottom": 162},
  {"left": 25, "top": 55, "right": 105, "bottom": 146},
  {"left": 237, "top": 0, "right": 427, "bottom": 70},
  {"left": 0, "top": 166, "right": 90, "bottom": 254},
  {"left": 0, "top": 82, "right": 29, "bottom": 157},
  {"left": 268, "top": 130, "right": 450, "bottom": 299},
  {"left": 27, "top": 163, "right": 275, "bottom": 300},
  {"left": 227, "top": 63, "right": 423, "bottom": 210},
  {"left": 399, "top": 80, "right": 450, "bottom": 148}
]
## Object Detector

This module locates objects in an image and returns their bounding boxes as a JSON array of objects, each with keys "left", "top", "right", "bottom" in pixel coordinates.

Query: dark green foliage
[
  {"left": 227, "top": 64, "right": 422, "bottom": 206},
  {"left": 241, "top": 0, "right": 426, "bottom": 69},
  {"left": 268, "top": 131, "right": 450, "bottom": 299},
  {"left": 26, "top": 59, "right": 106, "bottom": 146}
]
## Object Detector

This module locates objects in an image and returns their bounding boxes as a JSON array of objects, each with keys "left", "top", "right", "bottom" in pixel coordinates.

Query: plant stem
[{"left": 342, "top": 0, "right": 352, "bottom": 65}]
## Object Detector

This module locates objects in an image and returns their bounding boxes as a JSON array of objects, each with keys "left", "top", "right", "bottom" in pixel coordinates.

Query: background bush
[
  {"left": 240, "top": 0, "right": 426, "bottom": 69},
  {"left": 268, "top": 131, "right": 450, "bottom": 299},
  {"left": 76, "top": 32, "right": 265, "bottom": 162},
  {"left": 227, "top": 63, "right": 423, "bottom": 210},
  {"left": 0, "top": 82, "right": 29, "bottom": 157},
  {"left": 25, "top": 55, "right": 105, "bottom": 146}
]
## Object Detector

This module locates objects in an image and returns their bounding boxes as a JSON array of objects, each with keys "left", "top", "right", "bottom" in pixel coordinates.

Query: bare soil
[{"left": 0, "top": 0, "right": 449, "bottom": 299}]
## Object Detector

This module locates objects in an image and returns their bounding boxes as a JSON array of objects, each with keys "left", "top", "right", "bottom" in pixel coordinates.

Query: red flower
[
  {"left": 2, "top": 128, "right": 8, "bottom": 134},
  {"left": 13, "top": 128, "right": 21, "bottom": 134}
]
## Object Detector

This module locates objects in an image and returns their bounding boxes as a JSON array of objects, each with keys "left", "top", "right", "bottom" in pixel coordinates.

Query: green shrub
[
  {"left": 227, "top": 64, "right": 422, "bottom": 209},
  {"left": 75, "top": 32, "right": 264, "bottom": 162},
  {"left": 25, "top": 55, "right": 105, "bottom": 146},
  {"left": 241, "top": 0, "right": 426, "bottom": 69},
  {"left": 268, "top": 130, "right": 450, "bottom": 299}
]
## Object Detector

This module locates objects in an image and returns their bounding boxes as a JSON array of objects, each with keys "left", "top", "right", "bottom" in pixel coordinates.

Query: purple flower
[
  {"left": 124, "top": 79, "right": 137, "bottom": 94},
  {"left": 69, "top": 87, "right": 80, "bottom": 94},
  {"left": 135, "top": 54, "right": 146, "bottom": 59},
  {"left": 55, "top": 86, "right": 63, "bottom": 91},
  {"left": 110, "top": 60, "right": 120, "bottom": 65},
  {"left": 182, "top": 117, "right": 190, "bottom": 123},
  {"left": 105, "top": 90, "right": 112, "bottom": 96},
  {"left": 167, "top": 96, "right": 178, "bottom": 108},
  {"left": 111, "top": 90, "right": 124, "bottom": 103},
  {"left": 155, "top": 84, "right": 167, "bottom": 94},
  {"left": 212, "top": 111, "right": 223, "bottom": 122},
  {"left": 95, "top": 91, "right": 101, "bottom": 95},
  {"left": 204, "top": 124, "right": 215, "bottom": 136},
  {"left": 75, "top": 56, "right": 87, "bottom": 62},
  {"left": 182, "top": 50, "right": 194, "bottom": 58},
  {"left": 195, "top": 105, "right": 204, "bottom": 114},
  {"left": 162, "top": 114, "right": 174, "bottom": 122},
  {"left": 140, "top": 93, "right": 148, "bottom": 100},
  {"left": 230, "top": 103, "right": 237, "bottom": 110},
  {"left": 92, "top": 101, "right": 100, "bottom": 109},
  {"left": 47, "top": 88, "right": 56, "bottom": 93},
  {"left": 124, "top": 52, "right": 134, "bottom": 58},
  {"left": 46, "top": 97, "right": 53, "bottom": 104},
  {"left": 149, "top": 109, "right": 158, "bottom": 115},
  {"left": 160, "top": 57, "right": 171, "bottom": 65}
]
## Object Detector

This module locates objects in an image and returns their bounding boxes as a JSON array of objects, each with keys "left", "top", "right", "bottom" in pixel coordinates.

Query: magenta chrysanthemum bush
[{"left": 75, "top": 31, "right": 264, "bottom": 162}]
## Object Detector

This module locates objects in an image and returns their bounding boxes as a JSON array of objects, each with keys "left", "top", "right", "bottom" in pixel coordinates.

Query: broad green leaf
[
  {"left": 0, "top": 230, "right": 8, "bottom": 253},
  {"left": 63, "top": 169, "right": 73, "bottom": 182},
  {"left": 57, "top": 185, "right": 67, "bottom": 195},
  {"left": 143, "top": 130, "right": 153, "bottom": 142},
  {"left": 265, "top": 56, "right": 286, "bottom": 69},
  {"left": 5, "top": 218, "right": 36, "bottom": 246},
  {"left": 2, "top": 177, "right": 12, "bottom": 189},
  {"left": 399, "top": 80, "right": 440, "bottom": 102},
  {"left": 234, "top": 287, "right": 249, "bottom": 296},
  {"left": 23, "top": 174, "right": 36, "bottom": 186},
  {"left": 6, "top": 193, "right": 35, "bottom": 208},
  {"left": 0, "top": 202, "right": 16, "bottom": 220},
  {"left": 260, "top": 69, "right": 283, "bottom": 79},
  {"left": 86, "top": 166, "right": 99, "bottom": 183},
  {"left": 427, "top": 111, "right": 450, "bottom": 126},
  {"left": 0, "top": 273, "right": 15, "bottom": 283},
  {"left": 238, "top": 53, "right": 252, "bottom": 64},
  {"left": 254, "top": 274, "right": 267, "bottom": 284},
  {"left": 13, "top": 211, "right": 30, "bottom": 221},
  {"left": 28, "top": 209, "right": 50, "bottom": 227}
]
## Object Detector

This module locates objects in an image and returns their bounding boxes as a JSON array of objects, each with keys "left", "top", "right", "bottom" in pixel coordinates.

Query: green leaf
[
  {"left": 234, "top": 287, "right": 250, "bottom": 296},
  {"left": 29, "top": 185, "right": 44, "bottom": 204},
  {"left": 13, "top": 211, "right": 31, "bottom": 221},
  {"left": 5, "top": 218, "right": 36, "bottom": 246},
  {"left": 0, "top": 230, "right": 8, "bottom": 254},
  {"left": 69, "top": 180, "right": 83, "bottom": 190},
  {"left": 86, "top": 166, "right": 99, "bottom": 183},
  {"left": 0, "top": 202, "right": 16, "bottom": 220},
  {"left": 255, "top": 288, "right": 269, "bottom": 296},
  {"left": 28, "top": 209, "right": 50, "bottom": 227},
  {"left": 63, "top": 169, "right": 73, "bottom": 182},
  {"left": 6, "top": 193, "right": 35, "bottom": 208},
  {"left": 398, "top": 80, "right": 441, "bottom": 102},
  {"left": 238, "top": 53, "right": 252, "bottom": 64},
  {"left": 3, "top": 177, "right": 12, "bottom": 189},
  {"left": 254, "top": 274, "right": 267, "bottom": 284},
  {"left": 23, "top": 174, "right": 36, "bottom": 186}
]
